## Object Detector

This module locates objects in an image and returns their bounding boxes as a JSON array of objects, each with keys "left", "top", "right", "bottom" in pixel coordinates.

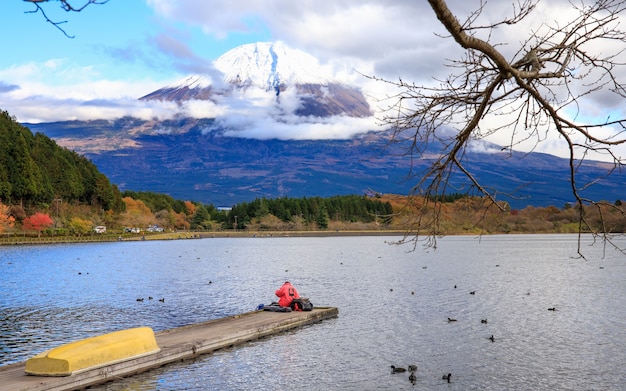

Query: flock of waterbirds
[
  {"left": 391, "top": 364, "right": 452, "bottom": 385},
  {"left": 388, "top": 275, "right": 559, "bottom": 386},
  {"left": 390, "top": 364, "right": 421, "bottom": 385},
  {"left": 391, "top": 363, "right": 452, "bottom": 385},
  {"left": 136, "top": 296, "right": 165, "bottom": 303}
]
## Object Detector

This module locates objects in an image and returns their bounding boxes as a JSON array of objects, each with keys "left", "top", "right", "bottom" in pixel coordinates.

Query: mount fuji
[
  {"left": 23, "top": 42, "right": 626, "bottom": 209},
  {"left": 140, "top": 41, "right": 372, "bottom": 118}
]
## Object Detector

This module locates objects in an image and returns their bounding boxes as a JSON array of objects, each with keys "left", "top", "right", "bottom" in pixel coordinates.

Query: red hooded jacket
[{"left": 275, "top": 281, "right": 300, "bottom": 307}]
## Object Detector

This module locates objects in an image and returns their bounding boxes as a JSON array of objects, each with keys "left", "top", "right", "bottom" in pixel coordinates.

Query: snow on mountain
[
  {"left": 140, "top": 74, "right": 215, "bottom": 101},
  {"left": 214, "top": 41, "right": 332, "bottom": 92},
  {"left": 167, "top": 74, "right": 213, "bottom": 90},
  {"left": 140, "top": 41, "right": 371, "bottom": 118}
]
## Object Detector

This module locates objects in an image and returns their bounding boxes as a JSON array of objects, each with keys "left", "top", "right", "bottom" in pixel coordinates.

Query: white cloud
[
  {"left": 0, "top": 60, "right": 180, "bottom": 122},
  {"left": 2, "top": 96, "right": 183, "bottom": 123},
  {"left": 1, "top": 0, "right": 625, "bottom": 161},
  {"left": 218, "top": 113, "right": 377, "bottom": 141},
  {"left": 181, "top": 99, "right": 226, "bottom": 119},
  {"left": 145, "top": 0, "right": 443, "bottom": 81},
  {"left": 199, "top": 84, "right": 378, "bottom": 140}
]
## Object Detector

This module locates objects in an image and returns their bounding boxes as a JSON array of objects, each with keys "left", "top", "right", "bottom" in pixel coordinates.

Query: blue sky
[
  {"left": 2, "top": 0, "right": 451, "bottom": 124},
  {"left": 0, "top": 1, "right": 264, "bottom": 96},
  {"left": 1, "top": 0, "right": 625, "bottom": 161}
]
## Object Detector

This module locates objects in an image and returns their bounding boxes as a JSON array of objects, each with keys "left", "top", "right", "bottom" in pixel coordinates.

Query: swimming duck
[
  {"left": 547, "top": 307, "right": 556, "bottom": 311},
  {"left": 442, "top": 373, "right": 451, "bottom": 382},
  {"left": 136, "top": 298, "right": 144, "bottom": 302},
  {"left": 408, "top": 364, "right": 417, "bottom": 372},
  {"left": 469, "top": 291, "right": 476, "bottom": 295},
  {"left": 159, "top": 298, "right": 165, "bottom": 302},
  {"left": 409, "top": 372, "right": 417, "bottom": 383},
  {"left": 481, "top": 319, "right": 488, "bottom": 324},
  {"left": 448, "top": 317, "right": 457, "bottom": 322},
  {"left": 391, "top": 365, "right": 406, "bottom": 373}
]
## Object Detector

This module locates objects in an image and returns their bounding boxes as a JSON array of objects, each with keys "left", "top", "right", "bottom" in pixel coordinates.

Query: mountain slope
[{"left": 26, "top": 118, "right": 625, "bottom": 209}]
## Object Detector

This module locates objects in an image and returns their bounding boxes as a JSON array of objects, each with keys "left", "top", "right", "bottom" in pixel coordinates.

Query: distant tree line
[
  {"left": 226, "top": 195, "right": 394, "bottom": 230},
  {"left": 121, "top": 190, "right": 189, "bottom": 216},
  {"left": 428, "top": 193, "right": 468, "bottom": 203}
]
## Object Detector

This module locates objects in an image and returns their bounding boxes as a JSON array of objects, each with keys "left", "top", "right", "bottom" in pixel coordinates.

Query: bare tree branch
[
  {"left": 373, "top": 0, "right": 626, "bottom": 256},
  {"left": 23, "top": 0, "right": 109, "bottom": 38}
]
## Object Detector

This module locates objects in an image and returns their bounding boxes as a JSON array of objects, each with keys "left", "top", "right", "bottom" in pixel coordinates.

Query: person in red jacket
[{"left": 275, "top": 281, "right": 300, "bottom": 308}]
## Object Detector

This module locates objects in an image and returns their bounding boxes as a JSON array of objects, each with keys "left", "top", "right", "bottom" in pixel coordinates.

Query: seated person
[{"left": 275, "top": 281, "right": 300, "bottom": 308}]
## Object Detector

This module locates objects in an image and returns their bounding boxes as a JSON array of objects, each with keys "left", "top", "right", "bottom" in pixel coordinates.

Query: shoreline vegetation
[
  {"left": 0, "top": 229, "right": 409, "bottom": 246},
  {"left": 2, "top": 228, "right": 621, "bottom": 247},
  {"left": 2, "top": 191, "right": 624, "bottom": 246}
]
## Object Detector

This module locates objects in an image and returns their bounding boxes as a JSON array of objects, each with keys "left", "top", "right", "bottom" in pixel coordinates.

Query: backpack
[{"left": 291, "top": 298, "right": 314, "bottom": 311}]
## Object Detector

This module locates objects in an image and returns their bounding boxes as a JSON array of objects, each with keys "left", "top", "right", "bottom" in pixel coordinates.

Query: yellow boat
[{"left": 24, "top": 327, "right": 160, "bottom": 376}]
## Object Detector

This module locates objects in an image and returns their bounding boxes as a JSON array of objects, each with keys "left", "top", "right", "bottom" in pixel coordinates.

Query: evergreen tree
[
  {"left": 190, "top": 206, "right": 211, "bottom": 229},
  {"left": 10, "top": 131, "right": 42, "bottom": 204},
  {"left": 316, "top": 204, "right": 329, "bottom": 229}
]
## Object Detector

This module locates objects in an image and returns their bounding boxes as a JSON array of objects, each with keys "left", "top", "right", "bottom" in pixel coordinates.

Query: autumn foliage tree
[
  {"left": 0, "top": 202, "right": 15, "bottom": 233},
  {"left": 184, "top": 201, "right": 196, "bottom": 217},
  {"left": 23, "top": 212, "right": 54, "bottom": 236},
  {"left": 119, "top": 197, "right": 154, "bottom": 229},
  {"left": 68, "top": 217, "right": 93, "bottom": 236}
]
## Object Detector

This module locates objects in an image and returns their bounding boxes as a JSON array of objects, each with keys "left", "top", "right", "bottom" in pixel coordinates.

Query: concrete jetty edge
[{"left": 0, "top": 307, "right": 338, "bottom": 391}]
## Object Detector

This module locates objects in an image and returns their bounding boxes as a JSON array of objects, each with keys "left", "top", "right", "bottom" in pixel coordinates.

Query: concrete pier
[{"left": 0, "top": 307, "right": 338, "bottom": 391}]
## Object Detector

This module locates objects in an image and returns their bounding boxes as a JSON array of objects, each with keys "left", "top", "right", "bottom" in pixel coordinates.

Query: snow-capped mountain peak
[
  {"left": 214, "top": 41, "right": 332, "bottom": 92},
  {"left": 140, "top": 41, "right": 371, "bottom": 118},
  {"left": 165, "top": 74, "right": 213, "bottom": 90}
]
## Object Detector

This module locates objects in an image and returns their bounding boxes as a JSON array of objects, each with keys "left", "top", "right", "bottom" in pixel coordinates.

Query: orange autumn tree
[
  {"left": 0, "top": 203, "right": 15, "bottom": 233},
  {"left": 120, "top": 197, "right": 154, "bottom": 229},
  {"left": 184, "top": 201, "right": 196, "bottom": 217},
  {"left": 23, "top": 212, "right": 54, "bottom": 236},
  {"left": 172, "top": 211, "right": 190, "bottom": 230}
]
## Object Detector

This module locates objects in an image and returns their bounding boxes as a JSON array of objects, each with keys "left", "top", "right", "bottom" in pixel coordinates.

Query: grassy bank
[{"left": 0, "top": 229, "right": 408, "bottom": 246}]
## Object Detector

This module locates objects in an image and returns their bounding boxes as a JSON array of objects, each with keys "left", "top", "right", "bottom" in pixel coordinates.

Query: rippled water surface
[{"left": 1, "top": 234, "right": 625, "bottom": 390}]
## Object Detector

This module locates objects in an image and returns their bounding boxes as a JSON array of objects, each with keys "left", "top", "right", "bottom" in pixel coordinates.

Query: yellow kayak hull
[{"left": 25, "top": 327, "right": 160, "bottom": 376}]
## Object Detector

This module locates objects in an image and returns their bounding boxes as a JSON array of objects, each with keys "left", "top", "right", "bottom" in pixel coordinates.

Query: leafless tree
[
  {"left": 373, "top": 0, "right": 626, "bottom": 256},
  {"left": 23, "top": 0, "right": 109, "bottom": 38}
]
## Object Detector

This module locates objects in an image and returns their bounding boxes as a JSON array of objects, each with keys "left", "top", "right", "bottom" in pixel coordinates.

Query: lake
[{"left": 1, "top": 234, "right": 625, "bottom": 390}]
